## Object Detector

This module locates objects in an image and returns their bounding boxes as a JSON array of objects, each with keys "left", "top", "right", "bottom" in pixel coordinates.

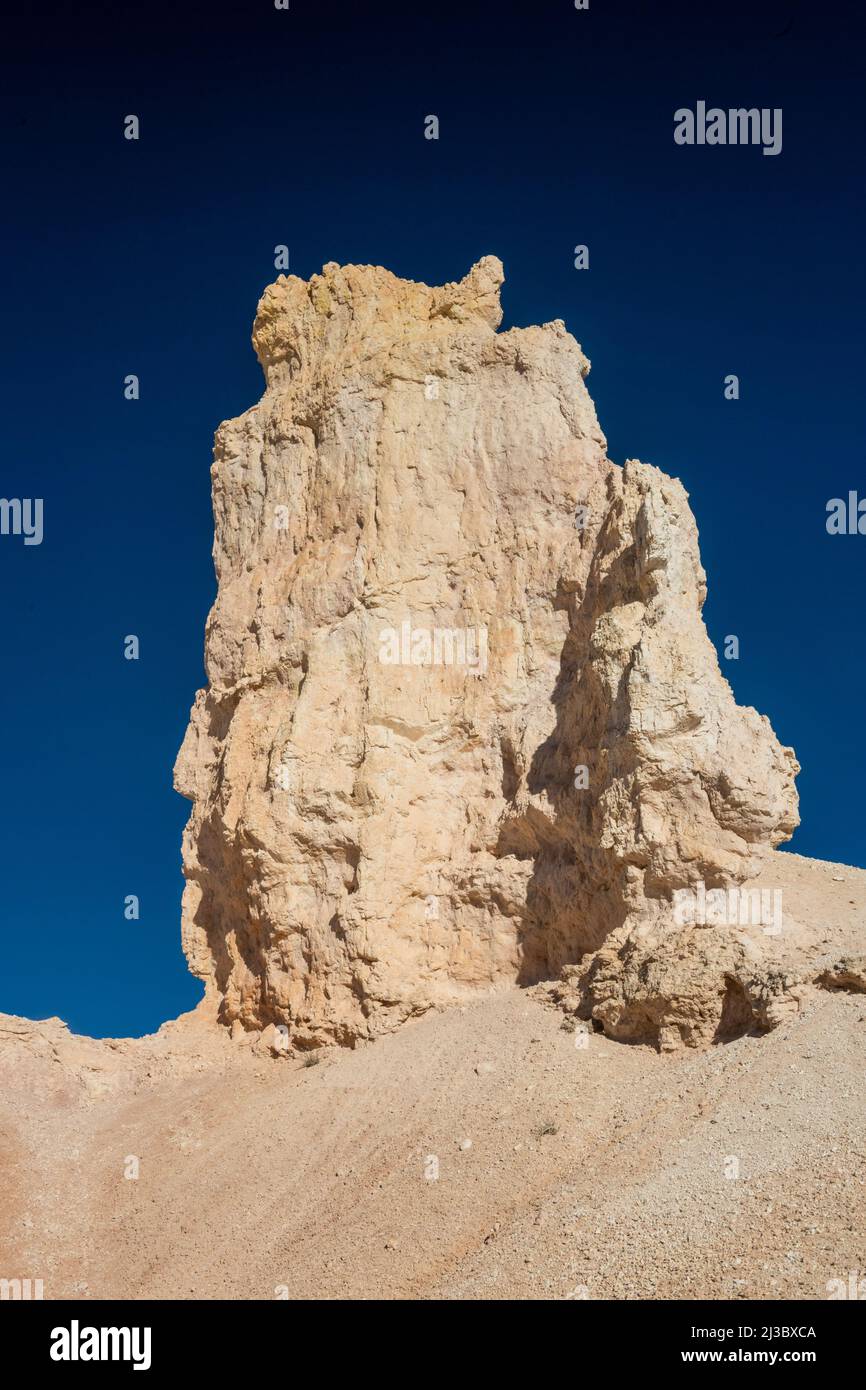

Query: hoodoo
[{"left": 174, "top": 256, "right": 803, "bottom": 1052}]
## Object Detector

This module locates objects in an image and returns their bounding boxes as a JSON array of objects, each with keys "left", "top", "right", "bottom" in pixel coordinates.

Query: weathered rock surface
[{"left": 174, "top": 255, "right": 805, "bottom": 1051}]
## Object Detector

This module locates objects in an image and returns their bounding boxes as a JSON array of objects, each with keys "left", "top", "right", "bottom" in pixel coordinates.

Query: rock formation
[{"left": 174, "top": 255, "right": 802, "bottom": 1052}]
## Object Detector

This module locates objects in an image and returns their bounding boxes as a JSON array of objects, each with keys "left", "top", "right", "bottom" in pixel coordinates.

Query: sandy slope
[{"left": 1, "top": 851, "right": 865, "bottom": 1302}]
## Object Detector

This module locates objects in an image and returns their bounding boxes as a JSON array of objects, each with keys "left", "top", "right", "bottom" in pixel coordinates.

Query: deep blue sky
[{"left": 2, "top": 0, "right": 863, "bottom": 1036}]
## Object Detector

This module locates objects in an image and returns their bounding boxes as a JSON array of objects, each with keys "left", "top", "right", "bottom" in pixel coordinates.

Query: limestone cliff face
[{"left": 174, "top": 257, "right": 799, "bottom": 1050}]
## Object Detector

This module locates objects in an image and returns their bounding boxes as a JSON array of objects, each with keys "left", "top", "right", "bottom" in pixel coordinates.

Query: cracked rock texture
[{"left": 174, "top": 256, "right": 801, "bottom": 1051}]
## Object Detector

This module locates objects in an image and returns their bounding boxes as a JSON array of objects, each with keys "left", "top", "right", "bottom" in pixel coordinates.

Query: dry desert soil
[{"left": 2, "top": 850, "right": 865, "bottom": 1302}]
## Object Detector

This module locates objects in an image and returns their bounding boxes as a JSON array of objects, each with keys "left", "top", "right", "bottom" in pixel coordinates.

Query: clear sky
[{"left": 2, "top": 0, "right": 863, "bottom": 1036}]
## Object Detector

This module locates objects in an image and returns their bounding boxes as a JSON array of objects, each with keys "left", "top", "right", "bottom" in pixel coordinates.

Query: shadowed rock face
[{"left": 174, "top": 257, "right": 799, "bottom": 1050}]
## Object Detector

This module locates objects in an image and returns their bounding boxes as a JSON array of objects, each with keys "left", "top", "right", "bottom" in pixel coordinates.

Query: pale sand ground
[{"left": 1, "top": 850, "right": 864, "bottom": 1301}]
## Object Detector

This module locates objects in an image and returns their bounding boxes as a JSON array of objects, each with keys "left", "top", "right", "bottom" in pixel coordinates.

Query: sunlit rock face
[{"left": 174, "top": 257, "right": 798, "bottom": 1050}]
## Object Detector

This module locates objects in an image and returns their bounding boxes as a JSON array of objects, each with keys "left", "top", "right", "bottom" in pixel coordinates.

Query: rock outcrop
[{"left": 174, "top": 256, "right": 800, "bottom": 1051}]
